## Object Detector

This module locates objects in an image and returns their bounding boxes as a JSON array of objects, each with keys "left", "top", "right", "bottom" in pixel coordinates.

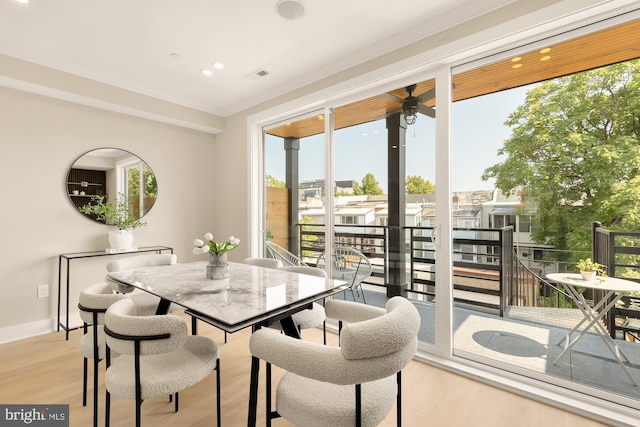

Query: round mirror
[{"left": 66, "top": 148, "right": 157, "bottom": 224}]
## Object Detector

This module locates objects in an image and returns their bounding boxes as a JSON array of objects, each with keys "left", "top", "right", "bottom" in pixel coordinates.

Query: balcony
[{"left": 291, "top": 222, "right": 640, "bottom": 408}]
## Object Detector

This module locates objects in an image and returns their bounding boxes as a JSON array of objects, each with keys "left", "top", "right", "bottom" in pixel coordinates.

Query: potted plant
[
  {"left": 193, "top": 233, "right": 240, "bottom": 279},
  {"left": 576, "top": 258, "right": 606, "bottom": 282},
  {"left": 80, "top": 193, "right": 147, "bottom": 249}
]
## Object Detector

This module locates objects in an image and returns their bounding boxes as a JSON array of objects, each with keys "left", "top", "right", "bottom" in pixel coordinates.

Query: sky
[{"left": 265, "top": 84, "right": 534, "bottom": 193}]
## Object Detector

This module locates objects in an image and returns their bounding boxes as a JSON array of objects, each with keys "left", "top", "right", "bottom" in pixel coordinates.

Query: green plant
[
  {"left": 576, "top": 258, "right": 606, "bottom": 275},
  {"left": 79, "top": 193, "right": 147, "bottom": 231}
]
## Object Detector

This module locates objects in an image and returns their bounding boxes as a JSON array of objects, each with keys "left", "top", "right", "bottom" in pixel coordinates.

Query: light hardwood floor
[{"left": 0, "top": 313, "right": 611, "bottom": 427}]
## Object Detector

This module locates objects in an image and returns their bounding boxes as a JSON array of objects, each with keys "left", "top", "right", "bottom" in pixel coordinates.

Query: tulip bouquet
[{"left": 193, "top": 233, "right": 240, "bottom": 255}]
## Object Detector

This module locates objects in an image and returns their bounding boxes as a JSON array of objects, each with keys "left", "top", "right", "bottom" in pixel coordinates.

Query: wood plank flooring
[{"left": 0, "top": 313, "right": 611, "bottom": 427}]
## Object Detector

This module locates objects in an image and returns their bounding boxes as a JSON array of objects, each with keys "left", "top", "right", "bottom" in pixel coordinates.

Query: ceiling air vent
[{"left": 246, "top": 69, "right": 270, "bottom": 80}]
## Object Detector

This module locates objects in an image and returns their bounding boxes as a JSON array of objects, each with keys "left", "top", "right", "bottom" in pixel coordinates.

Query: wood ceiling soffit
[{"left": 266, "top": 19, "right": 640, "bottom": 139}]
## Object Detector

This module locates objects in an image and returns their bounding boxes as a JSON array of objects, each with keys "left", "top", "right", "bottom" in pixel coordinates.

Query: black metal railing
[
  {"left": 299, "top": 224, "right": 515, "bottom": 315},
  {"left": 298, "top": 224, "right": 388, "bottom": 286},
  {"left": 295, "top": 221, "right": 640, "bottom": 337},
  {"left": 513, "top": 255, "right": 573, "bottom": 308},
  {"left": 593, "top": 221, "right": 640, "bottom": 338},
  {"left": 408, "top": 226, "right": 511, "bottom": 315}
]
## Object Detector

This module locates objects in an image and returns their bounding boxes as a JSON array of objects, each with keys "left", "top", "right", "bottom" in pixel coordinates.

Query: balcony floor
[{"left": 341, "top": 288, "right": 640, "bottom": 403}]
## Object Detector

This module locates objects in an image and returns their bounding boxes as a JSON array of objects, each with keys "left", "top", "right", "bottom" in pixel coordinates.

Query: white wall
[{"left": 0, "top": 86, "right": 217, "bottom": 342}]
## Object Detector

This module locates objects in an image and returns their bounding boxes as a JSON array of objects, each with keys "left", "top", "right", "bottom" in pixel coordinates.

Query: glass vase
[{"left": 206, "top": 252, "right": 229, "bottom": 279}]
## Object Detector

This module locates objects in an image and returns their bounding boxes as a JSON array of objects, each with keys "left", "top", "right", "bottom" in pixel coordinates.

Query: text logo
[{"left": 1, "top": 405, "right": 68, "bottom": 426}]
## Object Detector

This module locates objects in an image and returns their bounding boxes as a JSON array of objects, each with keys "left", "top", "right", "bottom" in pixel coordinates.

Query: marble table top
[{"left": 106, "top": 261, "right": 348, "bottom": 332}]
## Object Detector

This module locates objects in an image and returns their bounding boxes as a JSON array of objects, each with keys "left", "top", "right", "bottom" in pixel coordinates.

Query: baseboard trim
[{"left": 0, "top": 318, "right": 56, "bottom": 344}]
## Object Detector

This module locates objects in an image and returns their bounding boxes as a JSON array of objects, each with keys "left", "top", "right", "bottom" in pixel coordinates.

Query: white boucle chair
[
  {"left": 275, "top": 265, "right": 328, "bottom": 344},
  {"left": 249, "top": 296, "right": 420, "bottom": 427},
  {"left": 104, "top": 298, "right": 221, "bottom": 427},
  {"left": 105, "top": 253, "right": 197, "bottom": 331},
  {"left": 241, "top": 257, "right": 284, "bottom": 269},
  {"left": 106, "top": 253, "right": 178, "bottom": 309},
  {"left": 78, "top": 283, "right": 130, "bottom": 427}
]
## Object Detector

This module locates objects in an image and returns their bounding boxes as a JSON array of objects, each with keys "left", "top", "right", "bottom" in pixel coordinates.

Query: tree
[
  {"left": 482, "top": 59, "right": 640, "bottom": 255},
  {"left": 406, "top": 175, "right": 435, "bottom": 194},
  {"left": 266, "top": 174, "right": 286, "bottom": 188},
  {"left": 353, "top": 173, "right": 383, "bottom": 195}
]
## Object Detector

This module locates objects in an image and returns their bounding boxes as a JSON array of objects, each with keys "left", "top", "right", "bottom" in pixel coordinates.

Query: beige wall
[{"left": 0, "top": 86, "right": 217, "bottom": 341}]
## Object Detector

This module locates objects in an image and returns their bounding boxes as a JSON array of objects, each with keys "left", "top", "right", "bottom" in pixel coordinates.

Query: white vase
[
  {"left": 580, "top": 270, "right": 596, "bottom": 282},
  {"left": 206, "top": 252, "right": 229, "bottom": 279},
  {"left": 108, "top": 229, "right": 134, "bottom": 249}
]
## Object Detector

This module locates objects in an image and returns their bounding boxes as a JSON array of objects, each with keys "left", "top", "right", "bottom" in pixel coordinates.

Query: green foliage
[
  {"left": 299, "top": 215, "right": 319, "bottom": 258},
  {"left": 576, "top": 258, "right": 606, "bottom": 275},
  {"left": 406, "top": 175, "right": 435, "bottom": 194},
  {"left": 125, "top": 165, "right": 157, "bottom": 199},
  {"left": 482, "top": 59, "right": 640, "bottom": 255},
  {"left": 266, "top": 174, "right": 286, "bottom": 188},
  {"left": 353, "top": 173, "right": 383, "bottom": 195},
  {"left": 79, "top": 193, "right": 147, "bottom": 230}
]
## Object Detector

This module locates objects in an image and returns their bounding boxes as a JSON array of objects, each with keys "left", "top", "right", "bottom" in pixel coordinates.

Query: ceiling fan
[{"left": 380, "top": 84, "right": 436, "bottom": 124}]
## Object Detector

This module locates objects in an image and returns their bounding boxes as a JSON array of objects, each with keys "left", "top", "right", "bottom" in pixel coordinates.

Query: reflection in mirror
[{"left": 66, "top": 148, "right": 157, "bottom": 224}]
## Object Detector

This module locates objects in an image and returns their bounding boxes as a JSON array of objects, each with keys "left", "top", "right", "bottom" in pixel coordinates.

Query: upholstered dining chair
[
  {"left": 317, "top": 246, "right": 372, "bottom": 303},
  {"left": 78, "top": 283, "right": 130, "bottom": 427},
  {"left": 250, "top": 296, "right": 420, "bottom": 427},
  {"left": 105, "top": 253, "right": 196, "bottom": 330},
  {"left": 241, "top": 257, "right": 283, "bottom": 269},
  {"left": 106, "top": 253, "right": 178, "bottom": 307},
  {"left": 275, "top": 265, "right": 328, "bottom": 343},
  {"left": 104, "top": 298, "right": 221, "bottom": 427}
]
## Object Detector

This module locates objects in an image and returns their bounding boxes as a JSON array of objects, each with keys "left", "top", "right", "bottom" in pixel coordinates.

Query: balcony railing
[
  {"left": 299, "top": 224, "right": 518, "bottom": 315},
  {"left": 296, "top": 222, "right": 640, "bottom": 338},
  {"left": 298, "top": 223, "right": 388, "bottom": 287}
]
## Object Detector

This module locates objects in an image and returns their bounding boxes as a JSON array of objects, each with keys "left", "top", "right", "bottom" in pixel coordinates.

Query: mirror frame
[{"left": 66, "top": 148, "right": 158, "bottom": 225}]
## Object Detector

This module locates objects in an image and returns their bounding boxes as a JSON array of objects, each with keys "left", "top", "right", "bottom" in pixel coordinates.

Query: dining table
[
  {"left": 106, "top": 260, "right": 348, "bottom": 426},
  {"left": 546, "top": 272, "right": 640, "bottom": 386}
]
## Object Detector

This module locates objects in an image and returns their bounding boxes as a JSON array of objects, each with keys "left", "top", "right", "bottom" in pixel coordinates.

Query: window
[
  {"left": 491, "top": 214, "right": 515, "bottom": 229},
  {"left": 341, "top": 215, "right": 357, "bottom": 225},
  {"left": 461, "top": 244, "right": 474, "bottom": 261},
  {"left": 518, "top": 215, "right": 534, "bottom": 233},
  {"left": 117, "top": 157, "right": 157, "bottom": 218}
]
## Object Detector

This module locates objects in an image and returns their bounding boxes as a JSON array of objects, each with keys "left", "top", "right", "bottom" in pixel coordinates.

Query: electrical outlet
[{"left": 37, "top": 284, "right": 49, "bottom": 299}]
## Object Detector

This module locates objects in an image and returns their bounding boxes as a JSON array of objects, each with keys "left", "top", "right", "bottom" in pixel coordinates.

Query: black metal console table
[{"left": 57, "top": 246, "right": 173, "bottom": 340}]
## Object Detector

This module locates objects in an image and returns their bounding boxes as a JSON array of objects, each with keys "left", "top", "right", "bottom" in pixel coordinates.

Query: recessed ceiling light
[
  {"left": 540, "top": 47, "right": 552, "bottom": 54},
  {"left": 202, "top": 69, "right": 213, "bottom": 76},
  {"left": 213, "top": 62, "right": 224, "bottom": 70},
  {"left": 169, "top": 53, "right": 181, "bottom": 59},
  {"left": 510, "top": 57, "right": 522, "bottom": 62},
  {"left": 275, "top": 0, "right": 306, "bottom": 20},
  {"left": 15, "top": 0, "right": 30, "bottom": 4},
  {"left": 512, "top": 63, "right": 523, "bottom": 69},
  {"left": 540, "top": 56, "right": 551, "bottom": 61}
]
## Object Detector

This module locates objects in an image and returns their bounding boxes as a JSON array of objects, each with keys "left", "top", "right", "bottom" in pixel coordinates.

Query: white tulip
[
  {"left": 193, "top": 247, "right": 201, "bottom": 255},
  {"left": 204, "top": 232, "right": 214, "bottom": 241},
  {"left": 193, "top": 239, "right": 204, "bottom": 246},
  {"left": 229, "top": 236, "right": 240, "bottom": 245}
]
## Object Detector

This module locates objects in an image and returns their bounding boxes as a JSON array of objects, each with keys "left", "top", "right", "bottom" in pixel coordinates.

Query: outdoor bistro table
[
  {"left": 546, "top": 272, "right": 640, "bottom": 386},
  {"left": 106, "top": 260, "right": 348, "bottom": 427}
]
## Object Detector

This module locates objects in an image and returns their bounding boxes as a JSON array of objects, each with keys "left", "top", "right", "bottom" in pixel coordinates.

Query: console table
[{"left": 57, "top": 245, "right": 173, "bottom": 340}]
